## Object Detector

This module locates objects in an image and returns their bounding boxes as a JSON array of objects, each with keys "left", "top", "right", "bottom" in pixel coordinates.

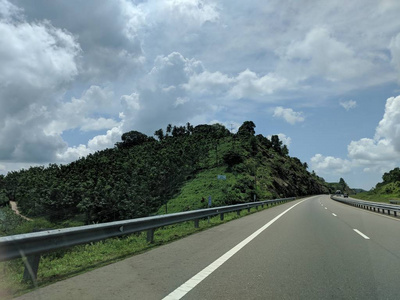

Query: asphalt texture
[{"left": 15, "top": 195, "right": 400, "bottom": 299}]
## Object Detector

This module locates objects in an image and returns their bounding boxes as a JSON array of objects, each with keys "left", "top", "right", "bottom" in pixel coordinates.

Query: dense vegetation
[
  {"left": 353, "top": 167, "right": 400, "bottom": 203},
  {"left": 0, "top": 121, "right": 329, "bottom": 229}
]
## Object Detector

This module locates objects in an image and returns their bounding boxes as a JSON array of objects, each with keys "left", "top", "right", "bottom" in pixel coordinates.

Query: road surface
[{"left": 16, "top": 195, "right": 400, "bottom": 299}]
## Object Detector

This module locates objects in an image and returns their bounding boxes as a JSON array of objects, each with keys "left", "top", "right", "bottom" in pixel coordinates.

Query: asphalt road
[{"left": 16, "top": 195, "right": 400, "bottom": 299}]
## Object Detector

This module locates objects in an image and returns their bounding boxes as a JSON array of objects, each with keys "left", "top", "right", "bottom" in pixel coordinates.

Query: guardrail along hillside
[
  {"left": 331, "top": 195, "right": 400, "bottom": 217},
  {"left": 0, "top": 197, "right": 295, "bottom": 282}
]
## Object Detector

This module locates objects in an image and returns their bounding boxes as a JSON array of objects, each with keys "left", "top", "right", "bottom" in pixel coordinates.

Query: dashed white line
[
  {"left": 324, "top": 207, "right": 327, "bottom": 210},
  {"left": 353, "top": 229, "right": 370, "bottom": 239},
  {"left": 162, "top": 199, "right": 308, "bottom": 300},
  {"left": 332, "top": 213, "right": 337, "bottom": 217}
]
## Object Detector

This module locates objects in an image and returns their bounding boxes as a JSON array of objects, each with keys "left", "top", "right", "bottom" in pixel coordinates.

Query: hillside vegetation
[
  {"left": 353, "top": 167, "right": 400, "bottom": 203},
  {"left": 0, "top": 121, "right": 329, "bottom": 231}
]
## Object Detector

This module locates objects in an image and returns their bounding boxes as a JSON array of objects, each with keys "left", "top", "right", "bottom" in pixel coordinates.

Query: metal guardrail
[
  {"left": 331, "top": 195, "right": 400, "bottom": 217},
  {"left": 389, "top": 199, "right": 400, "bottom": 204},
  {"left": 0, "top": 197, "right": 295, "bottom": 281}
]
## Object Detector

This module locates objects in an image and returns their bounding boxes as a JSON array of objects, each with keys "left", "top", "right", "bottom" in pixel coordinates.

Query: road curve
[{"left": 15, "top": 195, "right": 400, "bottom": 299}]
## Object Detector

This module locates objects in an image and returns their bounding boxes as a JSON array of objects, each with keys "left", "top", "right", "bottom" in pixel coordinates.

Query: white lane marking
[
  {"left": 324, "top": 207, "right": 327, "bottom": 210},
  {"left": 332, "top": 213, "right": 337, "bottom": 217},
  {"left": 162, "top": 199, "right": 308, "bottom": 300},
  {"left": 353, "top": 229, "right": 370, "bottom": 240}
]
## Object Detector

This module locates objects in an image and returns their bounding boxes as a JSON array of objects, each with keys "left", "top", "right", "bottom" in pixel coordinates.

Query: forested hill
[{"left": 0, "top": 121, "right": 329, "bottom": 224}]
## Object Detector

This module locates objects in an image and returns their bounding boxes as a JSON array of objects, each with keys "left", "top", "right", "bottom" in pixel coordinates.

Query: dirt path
[{"left": 9, "top": 201, "right": 31, "bottom": 221}]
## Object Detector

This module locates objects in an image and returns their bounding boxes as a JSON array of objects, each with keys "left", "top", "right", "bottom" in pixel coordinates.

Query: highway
[{"left": 16, "top": 195, "right": 400, "bottom": 299}]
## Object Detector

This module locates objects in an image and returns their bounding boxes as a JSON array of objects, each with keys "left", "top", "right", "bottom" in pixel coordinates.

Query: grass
[
  {"left": 157, "top": 166, "right": 240, "bottom": 214},
  {"left": 352, "top": 192, "right": 400, "bottom": 203},
  {"left": 352, "top": 182, "right": 400, "bottom": 203},
  {"left": 0, "top": 201, "right": 283, "bottom": 299}
]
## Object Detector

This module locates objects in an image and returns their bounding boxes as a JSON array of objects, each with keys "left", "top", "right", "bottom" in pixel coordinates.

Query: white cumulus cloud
[
  {"left": 310, "top": 154, "right": 352, "bottom": 174},
  {"left": 273, "top": 107, "right": 305, "bottom": 125}
]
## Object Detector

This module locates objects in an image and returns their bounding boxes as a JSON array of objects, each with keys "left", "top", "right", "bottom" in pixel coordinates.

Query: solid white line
[
  {"left": 332, "top": 213, "right": 337, "bottom": 217},
  {"left": 353, "top": 229, "right": 370, "bottom": 239},
  {"left": 162, "top": 199, "right": 308, "bottom": 300}
]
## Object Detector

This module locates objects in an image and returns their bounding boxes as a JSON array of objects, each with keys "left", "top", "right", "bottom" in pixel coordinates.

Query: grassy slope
[
  {"left": 352, "top": 182, "right": 400, "bottom": 203},
  {"left": 157, "top": 167, "right": 238, "bottom": 214}
]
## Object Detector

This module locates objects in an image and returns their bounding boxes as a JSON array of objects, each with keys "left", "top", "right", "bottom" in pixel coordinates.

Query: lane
[
  {"left": 15, "top": 195, "right": 400, "bottom": 299},
  {"left": 15, "top": 198, "right": 311, "bottom": 300},
  {"left": 321, "top": 196, "right": 400, "bottom": 256},
  {"left": 185, "top": 195, "right": 400, "bottom": 299}
]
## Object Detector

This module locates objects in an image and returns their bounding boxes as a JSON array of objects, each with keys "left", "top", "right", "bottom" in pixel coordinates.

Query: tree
[
  {"left": 223, "top": 150, "right": 244, "bottom": 167},
  {"left": 166, "top": 124, "right": 172, "bottom": 136},
  {"left": 115, "top": 131, "right": 149, "bottom": 148},
  {"left": 237, "top": 121, "right": 256, "bottom": 137},
  {"left": 282, "top": 145, "right": 289, "bottom": 156},
  {"left": 271, "top": 135, "right": 282, "bottom": 154},
  {"left": 154, "top": 129, "right": 164, "bottom": 141}
]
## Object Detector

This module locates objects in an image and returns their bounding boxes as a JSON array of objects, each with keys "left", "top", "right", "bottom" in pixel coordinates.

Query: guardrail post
[
  {"left": 394, "top": 211, "right": 397, "bottom": 217},
  {"left": 23, "top": 254, "right": 41, "bottom": 283},
  {"left": 194, "top": 219, "right": 199, "bottom": 228},
  {"left": 387, "top": 210, "right": 390, "bottom": 215},
  {"left": 147, "top": 228, "right": 155, "bottom": 243},
  {"left": 220, "top": 213, "right": 224, "bottom": 221},
  {"left": 247, "top": 207, "right": 251, "bottom": 213},
  {"left": 237, "top": 210, "right": 241, "bottom": 216}
]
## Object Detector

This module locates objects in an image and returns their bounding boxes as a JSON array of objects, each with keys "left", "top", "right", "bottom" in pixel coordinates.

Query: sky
[{"left": 1, "top": 0, "right": 400, "bottom": 190}]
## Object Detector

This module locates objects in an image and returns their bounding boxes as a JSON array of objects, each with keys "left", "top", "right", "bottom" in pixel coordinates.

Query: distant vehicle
[
  {"left": 343, "top": 193, "right": 348, "bottom": 198},
  {"left": 335, "top": 190, "right": 342, "bottom": 195}
]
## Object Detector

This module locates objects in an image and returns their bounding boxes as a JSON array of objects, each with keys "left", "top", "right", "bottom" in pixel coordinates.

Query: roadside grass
[
  {"left": 0, "top": 202, "right": 282, "bottom": 299},
  {"left": 352, "top": 182, "right": 400, "bottom": 203},
  {"left": 352, "top": 192, "right": 400, "bottom": 203}
]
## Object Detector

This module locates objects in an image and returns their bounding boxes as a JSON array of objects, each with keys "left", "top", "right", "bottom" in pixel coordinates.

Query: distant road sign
[{"left": 217, "top": 175, "right": 226, "bottom": 180}]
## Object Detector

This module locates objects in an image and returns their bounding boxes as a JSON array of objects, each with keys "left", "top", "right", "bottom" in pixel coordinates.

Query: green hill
[
  {"left": 352, "top": 167, "right": 400, "bottom": 203},
  {"left": 0, "top": 121, "right": 329, "bottom": 227}
]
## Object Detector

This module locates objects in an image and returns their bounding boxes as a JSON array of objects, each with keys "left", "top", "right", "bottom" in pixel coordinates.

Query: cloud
[
  {"left": 312, "top": 95, "right": 400, "bottom": 180},
  {"left": 56, "top": 126, "right": 123, "bottom": 162},
  {"left": 273, "top": 107, "right": 305, "bottom": 125},
  {"left": 0, "top": 4, "right": 80, "bottom": 162},
  {"left": 229, "top": 70, "right": 288, "bottom": 99},
  {"left": 389, "top": 32, "right": 400, "bottom": 79},
  {"left": 339, "top": 100, "right": 357, "bottom": 111},
  {"left": 13, "top": 0, "right": 145, "bottom": 82},
  {"left": 183, "top": 71, "right": 234, "bottom": 95},
  {"left": 375, "top": 95, "right": 400, "bottom": 151},
  {"left": 310, "top": 154, "right": 352, "bottom": 174},
  {"left": 45, "top": 86, "right": 118, "bottom": 135},
  {"left": 283, "top": 27, "right": 374, "bottom": 82}
]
